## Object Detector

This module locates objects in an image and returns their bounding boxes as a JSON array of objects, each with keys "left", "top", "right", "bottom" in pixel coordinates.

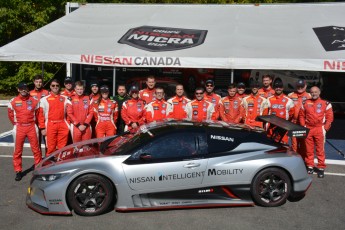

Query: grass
[{"left": 0, "top": 94, "right": 15, "bottom": 100}]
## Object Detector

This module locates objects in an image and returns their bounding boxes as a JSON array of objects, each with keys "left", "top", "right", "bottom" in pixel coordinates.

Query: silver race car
[{"left": 27, "top": 116, "right": 312, "bottom": 216}]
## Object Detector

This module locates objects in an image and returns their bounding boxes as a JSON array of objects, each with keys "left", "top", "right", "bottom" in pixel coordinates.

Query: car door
[{"left": 122, "top": 130, "right": 208, "bottom": 191}]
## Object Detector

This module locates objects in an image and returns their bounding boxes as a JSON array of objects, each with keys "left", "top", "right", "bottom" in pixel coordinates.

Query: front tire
[
  {"left": 251, "top": 168, "right": 291, "bottom": 207},
  {"left": 67, "top": 174, "right": 114, "bottom": 216}
]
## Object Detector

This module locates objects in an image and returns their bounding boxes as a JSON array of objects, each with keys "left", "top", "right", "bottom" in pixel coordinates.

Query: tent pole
[{"left": 113, "top": 67, "right": 116, "bottom": 97}]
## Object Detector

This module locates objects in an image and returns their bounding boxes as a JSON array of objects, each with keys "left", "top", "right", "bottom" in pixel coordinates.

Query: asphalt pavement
[{"left": 0, "top": 107, "right": 344, "bottom": 230}]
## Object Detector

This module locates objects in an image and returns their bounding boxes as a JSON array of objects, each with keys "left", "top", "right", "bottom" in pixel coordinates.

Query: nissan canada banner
[{"left": 118, "top": 26, "right": 208, "bottom": 52}]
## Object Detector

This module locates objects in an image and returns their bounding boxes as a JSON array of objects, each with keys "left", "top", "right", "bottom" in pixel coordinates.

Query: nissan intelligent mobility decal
[
  {"left": 313, "top": 26, "right": 345, "bottom": 51},
  {"left": 118, "top": 26, "right": 208, "bottom": 52}
]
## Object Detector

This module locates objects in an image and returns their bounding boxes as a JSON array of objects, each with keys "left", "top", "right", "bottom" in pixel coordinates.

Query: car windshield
[{"left": 102, "top": 131, "right": 153, "bottom": 156}]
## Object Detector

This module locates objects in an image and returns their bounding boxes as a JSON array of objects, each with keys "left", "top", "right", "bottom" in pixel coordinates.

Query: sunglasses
[
  {"left": 51, "top": 84, "right": 60, "bottom": 87},
  {"left": 206, "top": 84, "right": 214, "bottom": 87},
  {"left": 195, "top": 92, "right": 203, "bottom": 95}
]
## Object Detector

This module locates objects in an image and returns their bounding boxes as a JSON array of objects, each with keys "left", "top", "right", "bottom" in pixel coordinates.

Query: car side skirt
[{"left": 117, "top": 185, "right": 254, "bottom": 211}]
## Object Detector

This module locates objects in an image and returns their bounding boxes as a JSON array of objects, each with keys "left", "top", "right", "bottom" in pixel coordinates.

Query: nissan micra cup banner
[{"left": 118, "top": 26, "right": 208, "bottom": 52}]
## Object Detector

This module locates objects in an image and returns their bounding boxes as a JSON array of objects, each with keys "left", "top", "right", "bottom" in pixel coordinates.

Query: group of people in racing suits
[{"left": 8, "top": 73, "right": 333, "bottom": 181}]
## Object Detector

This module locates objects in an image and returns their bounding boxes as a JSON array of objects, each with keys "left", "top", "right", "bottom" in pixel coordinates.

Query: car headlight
[{"left": 36, "top": 174, "right": 62, "bottom": 181}]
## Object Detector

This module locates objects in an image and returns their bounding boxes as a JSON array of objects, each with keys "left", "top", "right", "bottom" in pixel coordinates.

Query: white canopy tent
[{"left": 0, "top": 3, "right": 345, "bottom": 72}]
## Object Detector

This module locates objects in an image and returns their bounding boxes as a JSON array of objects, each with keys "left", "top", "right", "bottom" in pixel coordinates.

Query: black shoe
[
  {"left": 307, "top": 167, "right": 314, "bottom": 174},
  {"left": 15, "top": 172, "right": 22, "bottom": 181},
  {"left": 317, "top": 169, "right": 325, "bottom": 178}
]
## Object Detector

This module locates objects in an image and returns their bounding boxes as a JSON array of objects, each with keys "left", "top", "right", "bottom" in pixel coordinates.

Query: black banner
[
  {"left": 313, "top": 26, "right": 345, "bottom": 52},
  {"left": 118, "top": 26, "right": 207, "bottom": 52}
]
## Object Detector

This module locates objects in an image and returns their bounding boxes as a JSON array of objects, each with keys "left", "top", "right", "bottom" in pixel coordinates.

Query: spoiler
[{"left": 256, "top": 115, "right": 309, "bottom": 140}]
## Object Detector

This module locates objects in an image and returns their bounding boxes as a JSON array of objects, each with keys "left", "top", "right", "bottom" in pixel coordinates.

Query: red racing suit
[
  {"left": 89, "top": 94, "right": 101, "bottom": 138},
  {"left": 67, "top": 95, "right": 93, "bottom": 143},
  {"left": 241, "top": 94, "right": 268, "bottom": 128},
  {"left": 89, "top": 93, "right": 100, "bottom": 102},
  {"left": 121, "top": 98, "right": 146, "bottom": 132},
  {"left": 144, "top": 99, "right": 172, "bottom": 123},
  {"left": 185, "top": 99, "right": 217, "bottom": 122},
  {"left": 219, "top": 96, "right": 244, "bottom": 123},
  {"left": 8, "top": 95, "right": 42, "bottom": 172},
  {"left": 204, "top": 92, "right": 221, "bottom": 119},
  {"left": 61, "top": 89, "right": 75, "bottom": 100},
  {"left": 30, "top": 88, "right": 49, "bottom": 153},
  {"left": 236, "top": 93, "right": 248, "bottom": 101},
  {"left": 299, "top": 98, "right": 333, "bottom": 169},
  {"left": 167, "top": 95, "right": 190, "bottom": 120},
  {"left": 29, "top": 89, "right": 49, "bottom": 101},
  {"left": 93, "top": 98, "right": 118, "bottom": 138},
  {"left": 139, "top": 88, "right": 156, "bottom": 104},
  {"left": 266, "top": 94, "right": 295, "bottom": 144},
  {"left": 288, "top": 91, "right": 311, "bottom": 154},
  {"left": 38, "top": 93, "right": 71, "bottom": 156},
  {"left": 258, "top": 87, "right": 275, "bottom": 98}
]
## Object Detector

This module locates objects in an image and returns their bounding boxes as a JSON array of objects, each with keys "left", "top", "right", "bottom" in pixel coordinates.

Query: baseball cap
[
  {"left": 205, "top": 79, "right": 214, "bottom": 86},
  {"left": 237, "top": 82, "right": 246, "bottom": 88},
  {"left": 100, "top": 85, "right": 109, "bottom": 93},
  {"left": 90, "top": 82, "right": 99, "bottom": 87},
  {"left": 129, "top": 85, "right": 139, "bottom": 95},
  {"left": 64, "top": 77, "right": 73, "bottom": 83},
  {"left": 250, "top": 81, "right": 260, "bottom": 88},
  {"left": 273, "top": 80, "right": 284, "bottom": 88},
  {"left": 296, "top": 79, "right": 306, "bottom": 87},
  {"left": 17, "top": 82, "right": 28, "bottom": 90}
]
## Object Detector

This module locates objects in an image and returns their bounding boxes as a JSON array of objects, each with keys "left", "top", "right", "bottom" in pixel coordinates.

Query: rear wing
[{"left": 256, "top": 115, "right": 309, "bottom": 140}]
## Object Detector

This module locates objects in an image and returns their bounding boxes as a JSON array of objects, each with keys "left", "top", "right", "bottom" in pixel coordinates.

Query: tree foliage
[{"left": 0, "top": 0, "right": 336, "bottom": 94}]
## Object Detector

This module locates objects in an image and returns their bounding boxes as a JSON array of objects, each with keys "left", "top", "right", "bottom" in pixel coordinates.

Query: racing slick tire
[
  {"left": 251, "top": 168, "right": 291, "bottom": 207},
  {"left": 67, "top": 174, "right": 114, "bottom": 216}
]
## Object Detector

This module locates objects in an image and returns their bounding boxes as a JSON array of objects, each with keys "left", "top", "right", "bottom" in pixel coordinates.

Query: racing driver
[{"left": 8, "top": 82, "right": 42, "bottom": 181}]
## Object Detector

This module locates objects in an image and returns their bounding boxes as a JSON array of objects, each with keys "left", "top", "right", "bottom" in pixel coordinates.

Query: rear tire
[
  {"left": 251, "top": 168, "right": 291, "bottom": 207},
  {"left": 67, "top": 174, "right": 114, "bottom": 216}
]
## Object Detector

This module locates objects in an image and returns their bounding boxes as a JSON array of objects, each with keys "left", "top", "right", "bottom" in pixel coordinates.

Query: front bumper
[{"left": 26, "top": 176, "right": 72, "bottom": 215}]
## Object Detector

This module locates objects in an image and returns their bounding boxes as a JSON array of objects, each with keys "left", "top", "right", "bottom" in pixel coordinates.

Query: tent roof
[{"left": 0, "top": 3, "right": 345, "bottom": 71}]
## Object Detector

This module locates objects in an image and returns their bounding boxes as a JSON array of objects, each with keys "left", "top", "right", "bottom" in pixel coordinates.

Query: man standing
[
  {"left": 121, "top": 85, "right": 146, "bottom": 132},
  {"left": 204, "top": 79, "right": 221, "bottom": 119},
  {"left": 61, "top": 77, "right": 75, "bottom": 100},
  {"left": 8, "top": 82, "right": 42, "bottom": 181},
  {"left": 139, "top": 76, "right": 156, "bottom": 104},
  {"left": 29, "top": 74, "right": 49, "bottom": 100},
  {"left": 258, "top": 74, "right": 275, "bottom": 98},
  {"left": 266, "top": 80, "right": 295, "bottom": 144},
  {"left": 299, "top": 86, "right": 333, "bottom": 178},
  {"left": 288, "top": 80, "right": 311, "bottom": 154},
  {"left": 242, "top": 81, "right": 268, "bottom": 128},
  {"left": 114, "top": 84, "right": 130, "bottom": 134},
  {"left": 167, "top": 84, "right": 190, "bottom": 120},
  {"left": 89, "top": 82, "right": 100, "bottom": 138},
  {"left": 185, "top": 87, "right": 217, "bottom": 122},
  {"left": 144, "top": 87, "right": 172, "bottom": 123},
  {"left": 219, "top": 84, "right": 243, "bottom": 124},
  {"left": 89, "top": 82, "right": 100, "bottom": 102},
  {"left": 236, "top": 82, "right": 247, "bottom": 100},
  {"left": 67, "top": 81, "right": 93, "bottom": 143},
  {"left": 38, "top": 79, "right": 71, "bottom": 156},
  {"left": 29, "top": 74, "right": 49, "bottom": 154}
]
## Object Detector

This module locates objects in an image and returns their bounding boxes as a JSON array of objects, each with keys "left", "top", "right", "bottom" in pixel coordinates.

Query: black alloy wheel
[
  {"left": 251, "top": 168, "right": 291, "bottom": 207},
  {"left": 67, "top": 174, "right": 114, "bottom": 216}
]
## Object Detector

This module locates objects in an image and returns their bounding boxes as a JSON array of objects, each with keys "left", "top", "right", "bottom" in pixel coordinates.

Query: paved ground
[{"left": 0, "top": 107, "right": 344, "bottom": 230}]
